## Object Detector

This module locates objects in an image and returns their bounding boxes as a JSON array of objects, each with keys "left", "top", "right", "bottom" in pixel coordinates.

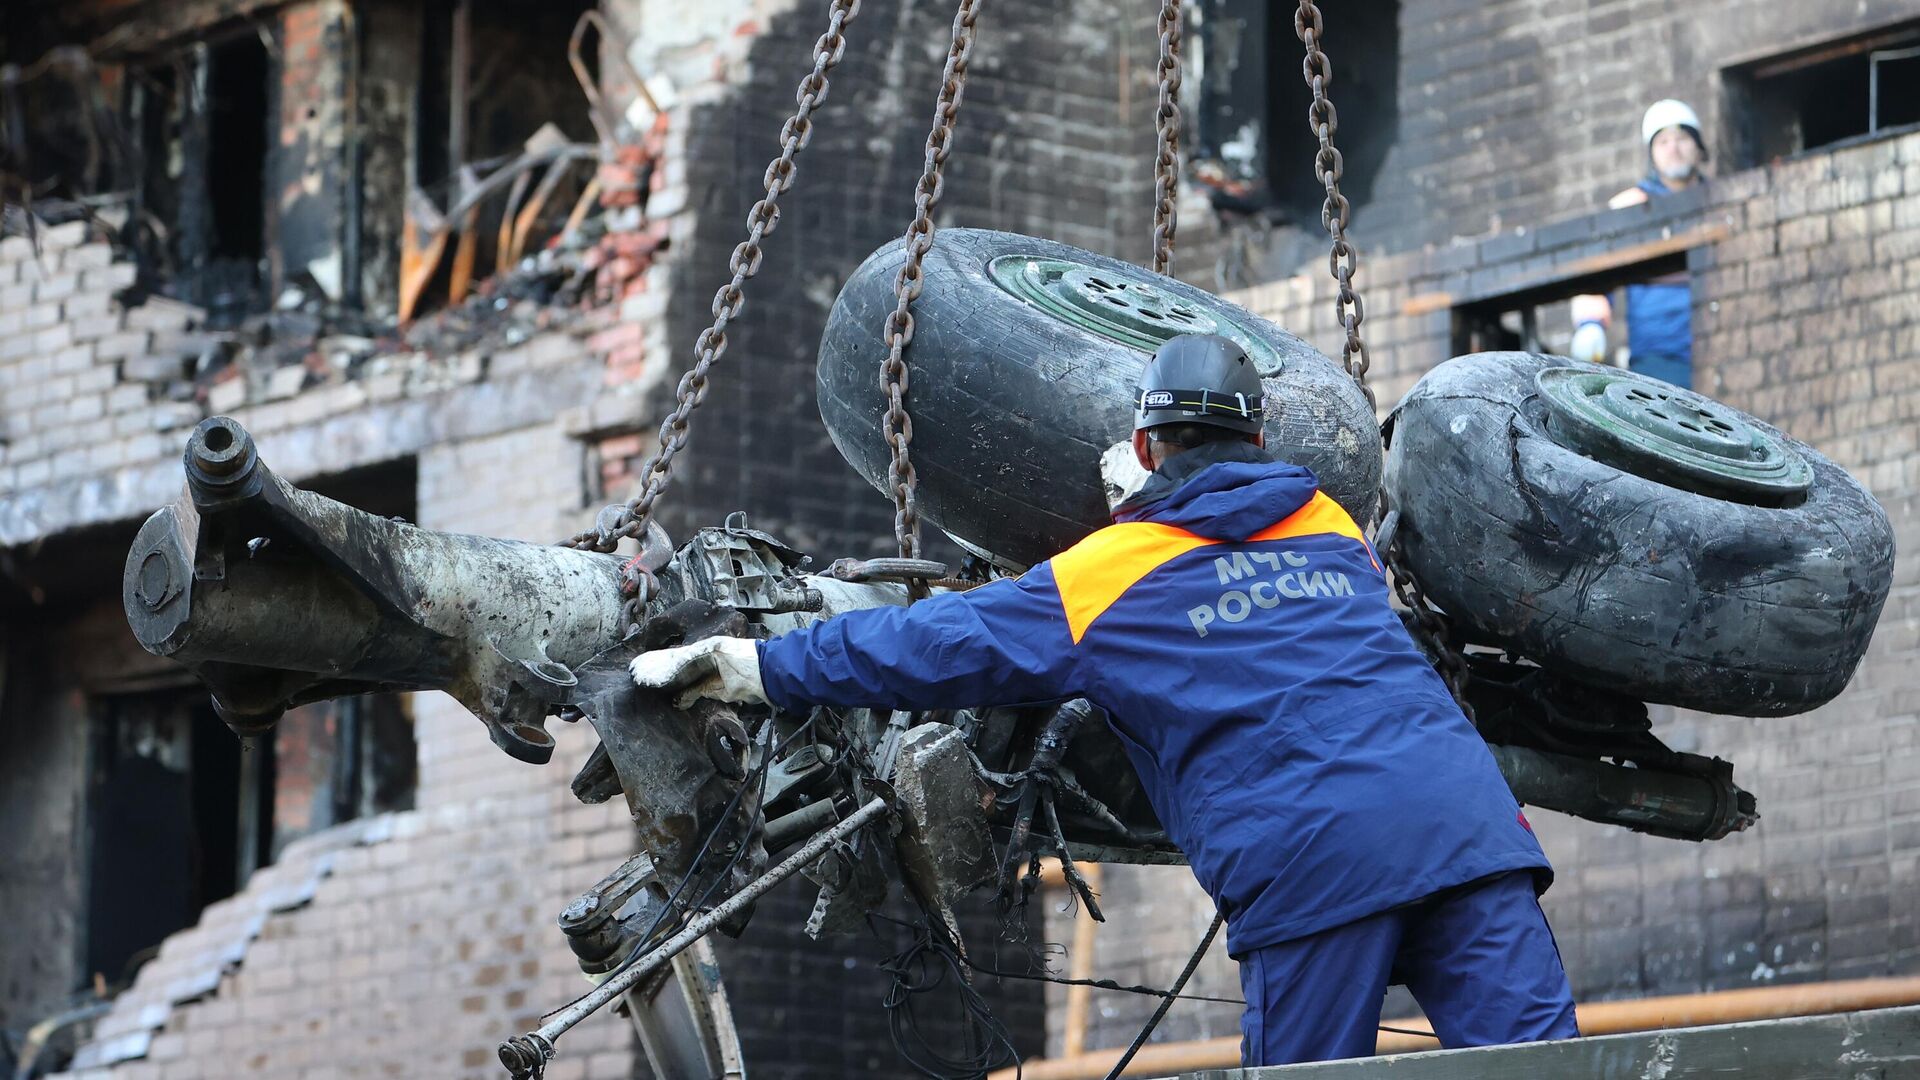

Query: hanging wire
[
  {"left": 538, "top": 714, "right": 817, "bottom": 1023},
  {"left": 1099, "top": 913, "right": 1222, "bottom": 1080},
  {"left": 871, "top": 911, "right": 1023, "bottom": 1080}
]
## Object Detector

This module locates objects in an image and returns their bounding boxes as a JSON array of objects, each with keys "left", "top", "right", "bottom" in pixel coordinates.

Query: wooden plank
[
  {"left": 1400, "top": 223, "right": 1728, "bottom": 316},
  {"left": 1549, "top": 223, "right": 1728, "bottom": 284},
  {"left": 1183, "top": 1004, "right": 1920, "bottom": 1080},
  {"left": 447, "top": 206, "right": 480, "bottom": 305}
]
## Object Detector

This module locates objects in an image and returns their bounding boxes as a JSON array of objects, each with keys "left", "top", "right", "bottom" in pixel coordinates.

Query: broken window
[
  {"left": 270, "top": 694, "right": 416, "bottom": 857},
  {"left": 204, "top": 34, "right": 270, "bottom": 307},
  {"left": 118, "top": 29, "right": 272, "bottom": 323},
  {"left": 1725, "top": 20, "right": 1920, "bottom": 166},
  {"left": 18, "top": 461, "right": 423, "bottom": 994},
  {"left": 10, "top": 0, "right": 607, "bottom": 325},
  {"left": 260, "top": 458, "right": 421, "bottom": 864},
  {"left": 368, "top": 0, "right": 601, "bottom": 320},
  {"left": 84, "top": 690, "right": 267, "bottom": 988},
  {"left": 82, "top": 688, "right": 414, "bottom": 987},
  {"left": 1189, "top": 0, "right": 1400, "bottom": 225}
]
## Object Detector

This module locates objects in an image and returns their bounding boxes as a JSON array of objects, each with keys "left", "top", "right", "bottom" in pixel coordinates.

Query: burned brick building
[{"left": 1, "top": 0, "right": 1916, "bottom": 1078}]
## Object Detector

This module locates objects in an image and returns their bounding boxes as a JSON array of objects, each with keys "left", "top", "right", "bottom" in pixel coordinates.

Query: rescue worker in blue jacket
[
  {"left": 1570, "top": 99, "right": 1708, "bottom": 388},
  {"left": 632, "top": 334, "right": 1579, "bottom": 1065}
]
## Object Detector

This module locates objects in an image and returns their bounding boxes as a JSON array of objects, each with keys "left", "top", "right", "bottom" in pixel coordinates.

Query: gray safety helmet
[{"left": 1133, "top": 333, "right": 1264, "bottom": 436}]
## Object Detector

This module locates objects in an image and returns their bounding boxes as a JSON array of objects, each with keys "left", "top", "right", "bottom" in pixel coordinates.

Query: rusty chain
[
  {"left": 1151, "top": 0, "right": 1183, "bottom": 275},
  {"left": 566, "top": 0, "right": 863, "bottom": 631},
  {"left": 1293, "top": 0, "right": 1369, "bottom": 409},
  {"left": 879, "top": 0, "right": 981, "bottom": 590},
  {"left": 1294, "top": 0, "right": 1473, "bottom": 716}
]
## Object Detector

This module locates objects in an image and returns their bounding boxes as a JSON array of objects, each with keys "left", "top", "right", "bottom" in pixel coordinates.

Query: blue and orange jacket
[{"left": 759, "top": 441, "right": 1551, "bottom": 955}]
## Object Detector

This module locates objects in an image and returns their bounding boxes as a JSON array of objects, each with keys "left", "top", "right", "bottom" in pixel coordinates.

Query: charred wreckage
[
  {"left": 120, "top": 232, "right": 1894, "bottom": 1077},
  {"left": 116, "top": 1, "right": 1896, "bottom": 1076}
]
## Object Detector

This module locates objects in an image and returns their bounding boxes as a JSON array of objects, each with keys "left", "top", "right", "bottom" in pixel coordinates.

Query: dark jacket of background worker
[
  {"left": 1571, "top": 99, "right": 1708, "bottom": 389},
  {"left": 632, "top": 334, "right": 1580, "bottom": 1066}
]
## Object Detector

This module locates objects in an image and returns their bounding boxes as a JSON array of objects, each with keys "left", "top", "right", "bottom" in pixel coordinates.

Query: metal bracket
[
  {"left": 825, "top": 557, "right": 950, "bottom": 584},
  {"left": 687, "top": 513, "right": 822, "bottom": 614},
  {"left": 473, "top": 640, "right": 578, "bottom": 764}
]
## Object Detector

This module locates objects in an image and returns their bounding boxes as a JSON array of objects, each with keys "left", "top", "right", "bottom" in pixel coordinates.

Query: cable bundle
[{"left": 873, "top": 914, "right": 1022, "bottom": 1080}]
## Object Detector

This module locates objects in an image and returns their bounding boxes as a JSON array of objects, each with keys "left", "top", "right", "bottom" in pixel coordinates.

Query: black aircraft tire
[
  {"left": 816, "top": 229, "right": 1382, "bottom": 569},
  {"left": 1385, "top": 352, "right": 1894, "bottom": 717}
]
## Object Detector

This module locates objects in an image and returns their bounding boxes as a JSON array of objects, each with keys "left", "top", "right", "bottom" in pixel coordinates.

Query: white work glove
[
  {"left": 1569, "top": 321, "right": 1609, "bottom": 366},
  {"left": 1100, "top": 439, "right": 1152, "bottom": 510},
  {"left": 629, "top": 636, "right": 767, "bottom": 709}
]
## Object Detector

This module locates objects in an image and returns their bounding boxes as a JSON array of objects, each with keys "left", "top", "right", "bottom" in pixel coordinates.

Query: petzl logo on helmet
[{"left": 1143, "top": 390, "right": 1174, "bottom": 408}]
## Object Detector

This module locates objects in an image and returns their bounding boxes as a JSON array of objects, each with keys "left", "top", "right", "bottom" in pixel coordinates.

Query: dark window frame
[
  {"left": 1450, "top": 251, "right": 1691, "bottom": 358},
  {"left": 1723, "top": 19, "right": 1920, "bottom": 169},
  {"left": 1188, "top": 0, "right": 1401, "bottom": 226}
]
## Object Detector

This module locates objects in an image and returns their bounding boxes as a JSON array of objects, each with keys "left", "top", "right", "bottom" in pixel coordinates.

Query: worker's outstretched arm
[
  {"left": 631, "top": 566, "right": 1081, "bottom": 712},
  {"left": 758, "top": 567, "right": 1081, "bottom": 711}
]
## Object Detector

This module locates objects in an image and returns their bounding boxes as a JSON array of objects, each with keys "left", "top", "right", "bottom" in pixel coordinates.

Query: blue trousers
[
  {"left": 1237, "top": 871, "right": 1577, "bottom": 1065},
  {"left": 1628, "top": 351, "right": 1692, "bottom": 390}
]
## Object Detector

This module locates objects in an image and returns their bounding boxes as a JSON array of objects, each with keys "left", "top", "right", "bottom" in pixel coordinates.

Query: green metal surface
[
  {"left": 1535, "top": 366, "right": 1813, "bottom": 503},
  {"left": 987, "top": 255, "right": 1285, "bottom": 375}
]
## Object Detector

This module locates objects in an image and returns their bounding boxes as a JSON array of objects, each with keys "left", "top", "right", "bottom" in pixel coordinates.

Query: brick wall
[
  {"left": 0, "top": 209, "right": 656, "bottom": 1076},
  {"left": 646, "top": 0, "right": 1163, "bottom": 556},
  {"left": 1063, "top": 128, "right": 1920, "bottom": 1057},
  {"left": 58, "top": 786, "right": 640, "bottom": 1080},
  {"left": 1178, "top": 0, "right": 1920, "bottom": 293},
  {"left": 1369, "top": 0, "right": 1920, "bottom": 247},
  {"left": 0, "top": 216, "right": 616, "bottom": 547},
  {"left": 0, "top": 222, "right": 163, "bottom": 507}
]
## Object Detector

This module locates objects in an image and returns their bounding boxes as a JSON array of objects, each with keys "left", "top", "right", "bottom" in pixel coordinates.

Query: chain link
[
  {"left": 1151, "top": 0, "right": 1183, "bottom": 276},
  {"left": 1294, "top": 0, "right": 1472, "bottom": 717},
  {"left": 1293, "top": 0, "right": 1370, "bottom": 413},
  {"left": 566, "top": 0, "right": 863, "bottom": 631},
  {"left": 1386, "top": 538, "right": 1474, "bottom": 710},
  {"left": 879, "top": 0, "right": 981, "bottom": 589}
]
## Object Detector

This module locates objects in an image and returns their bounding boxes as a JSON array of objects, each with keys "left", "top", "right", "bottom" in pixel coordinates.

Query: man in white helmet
[{"left": 1569, "top": 99, "right": 1707, "bottom": 389}]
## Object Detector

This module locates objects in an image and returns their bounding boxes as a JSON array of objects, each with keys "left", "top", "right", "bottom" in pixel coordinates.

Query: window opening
[
  {"left": 1725, "top": 19, "right": 1920, "bottom": 166},
  {"left": 205, "top": 38, "right": 269, "bottom": 265},
  {"left": 1451, "top": 252, "right": 1695, "bottom": 391},
  {"left": 270, "top": 694, "right": 416, "bottom": 858},
  {"left": 1871, "top": 45, "right": 1920, "bottom": 134},
  {"left": 387, "top": 0, "right": 597, "bottom": 319},
  {"left": 84, "top": 692, "right": 270, "bottom": 989},
  {"left": 1189, "top": 0, "right": 1399, "bottom": 225},
  {"left": 79, "top": 458, "right": 418, "bottom": 992},
  {"left": 123, "top": 28, "right": 272, "bottom": 323}
]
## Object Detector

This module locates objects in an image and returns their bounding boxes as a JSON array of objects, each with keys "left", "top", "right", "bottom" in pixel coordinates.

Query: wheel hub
[
  {"left": 987, "top": 255, "right": 1284, "bottom": 375},
  {"left": 1535, "top": 366, "right": 1812, "bottom": 503}
]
